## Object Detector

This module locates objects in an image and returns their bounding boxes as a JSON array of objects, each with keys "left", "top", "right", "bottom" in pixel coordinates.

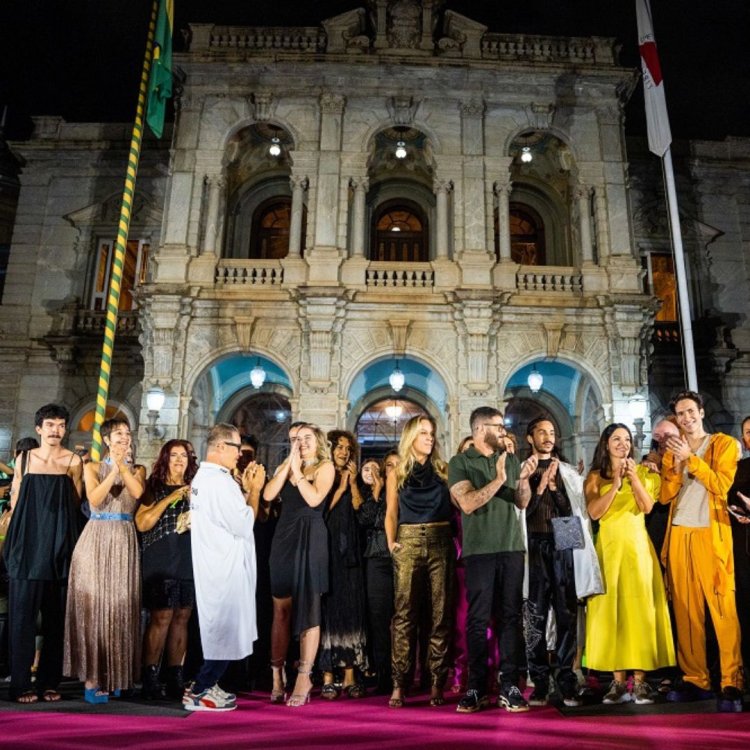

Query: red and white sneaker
[{"left": 183, "top": 683, "right": 237, "bottom": 712}]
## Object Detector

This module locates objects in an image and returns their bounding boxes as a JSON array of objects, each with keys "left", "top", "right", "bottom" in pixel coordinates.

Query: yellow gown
[{"left": 585, "top": 464, "right": 675, "bottom": 671}]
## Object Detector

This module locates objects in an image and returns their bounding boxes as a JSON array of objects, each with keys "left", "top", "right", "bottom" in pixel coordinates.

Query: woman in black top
[
  {"left": 135, "top": 439, "right": 197, "bottom": 700},
  {"left": 385, "top": 415, "right": 454, "bottom": 708},
  {"left": 356, "top": 458, "right": 393, "bottom": 694}
]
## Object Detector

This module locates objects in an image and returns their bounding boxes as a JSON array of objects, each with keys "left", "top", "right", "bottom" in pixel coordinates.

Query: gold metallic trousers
[{"left": 391, "top": 522, "right": 455, "bottom": 689}]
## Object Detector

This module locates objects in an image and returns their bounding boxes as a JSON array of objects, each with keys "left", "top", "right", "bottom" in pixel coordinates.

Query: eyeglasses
[
  {"left": 224, "top": 441, "right": 242, "bottom": 451},
  {"left": 482, "top": 423, "right": 505, "bottom": 430}
]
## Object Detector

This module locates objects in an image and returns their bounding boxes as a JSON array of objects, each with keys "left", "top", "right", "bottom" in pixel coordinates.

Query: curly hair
[
  {"left": 147, "top": 439, "right": 198, "bottom": 492},
  {"left": 327, "top": 429, "right": 360, "bottom": 469}
]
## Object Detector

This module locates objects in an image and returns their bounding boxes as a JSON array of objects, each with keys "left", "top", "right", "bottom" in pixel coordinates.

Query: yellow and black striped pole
[{"left": 91, "top": 0, "right": 160, "bottom": 460}]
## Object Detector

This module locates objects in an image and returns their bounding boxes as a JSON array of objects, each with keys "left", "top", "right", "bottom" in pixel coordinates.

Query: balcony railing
[
  {"left": 481, "top": 34, "right": 614, "bottom": 65},
  {"left": 74, "top": 310, "right": 140, "bottom": 336},
  {"left": 366, "top": 263, "right": 435, "bottom": 289},
  {"left": 516, "top": 267, "right": 583, "bottom": 294},
  {"left": 205, "top": 26, "right": 325, "bottom": 52},
  {"left": 216, "top": 261, "right": 284, "bottom": 286}
]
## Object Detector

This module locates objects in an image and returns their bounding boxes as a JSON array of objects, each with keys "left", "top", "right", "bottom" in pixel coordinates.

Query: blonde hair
[
  {"left": 395, "top": 415, "right": 447, "bottom": 489},
  {"left": 297, "top": 423, "right": 331, "bottom": 470}
]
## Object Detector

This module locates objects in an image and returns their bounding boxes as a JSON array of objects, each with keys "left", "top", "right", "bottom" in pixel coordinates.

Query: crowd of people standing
[{"left": 0, "top": 389, "right": 749, "bottom": 715}]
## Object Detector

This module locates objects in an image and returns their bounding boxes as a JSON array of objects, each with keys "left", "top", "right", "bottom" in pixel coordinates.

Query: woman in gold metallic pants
[{"left": 385, "top": 415, "right": 454, "bottom": 708}]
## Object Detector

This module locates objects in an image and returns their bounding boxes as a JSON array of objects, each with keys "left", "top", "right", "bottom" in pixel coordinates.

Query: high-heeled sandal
[
  {"left": 270, "top": 659, "right": 287, "bottom": 704},
  {"left": 429, "top": 688, "right": 445, "bottom": 707},
  {"left": 388, "top": 688, "right": 405, "bottom": 708},
  {"left": 287, "top": 660, "right": 313, "bottom": 707},
  {"left": 84, "top": 687, "right": 109, "bottom": 704},
  {"left": 321, "top": 683, "right": 339, "bottom": 700}
]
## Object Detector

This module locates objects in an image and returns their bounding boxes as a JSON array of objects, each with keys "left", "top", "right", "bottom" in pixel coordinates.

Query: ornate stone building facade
[{"left": 1, "top": 2, "right": 748, "bottom": 467}]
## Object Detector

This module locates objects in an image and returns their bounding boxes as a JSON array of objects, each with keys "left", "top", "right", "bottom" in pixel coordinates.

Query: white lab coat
[{"left": 190, "top": 462, "right": 257, "bottom": 660}]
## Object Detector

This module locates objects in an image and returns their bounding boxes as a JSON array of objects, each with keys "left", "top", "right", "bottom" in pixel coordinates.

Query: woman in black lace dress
[
  {"left": 135, "top": 439, "right": 198, "bottom": 700},
  {"left": 318, "top": 431, "right": 369, "bottom": 699}
]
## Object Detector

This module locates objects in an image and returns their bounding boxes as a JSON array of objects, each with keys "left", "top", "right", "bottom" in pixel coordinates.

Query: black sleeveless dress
[
  {"left": 269, "top": 480, "right": 328, "bottom": 636},
  {"left": 4, "top": 471, "right": 79, "bottom": 581}
]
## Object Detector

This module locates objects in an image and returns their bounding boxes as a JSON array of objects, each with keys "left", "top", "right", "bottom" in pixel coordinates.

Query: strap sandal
[
  {"left": 270, "top": 660, "right": 287, "bottom": 704},
  {"left": 321, "top": 683, "right": 340, "bottom": 700},
  {"left": 287, "top": 660, "right": 313, "bottom": 707},
  {"left": 343, "top": 683, "right": 366, "bottom": 699}
]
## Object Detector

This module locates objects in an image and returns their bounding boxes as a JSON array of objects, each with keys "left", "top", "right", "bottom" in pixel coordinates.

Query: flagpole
[
  {"left": 90, "top": 0, "right": 160, "bottom": 460},
  {"left": 662, "top": 148, "right": 698, "bottom": 391}
]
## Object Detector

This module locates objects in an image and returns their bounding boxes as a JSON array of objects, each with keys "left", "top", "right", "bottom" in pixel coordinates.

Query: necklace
[{"left": 303, "top": 458, "right": 316, "bottom": 467}]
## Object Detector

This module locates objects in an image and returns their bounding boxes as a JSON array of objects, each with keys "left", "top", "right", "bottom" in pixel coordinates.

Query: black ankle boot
[
  {"left": 141, "top": 664, "right": 165, "bottom": 700},
  {"left": 165, "top": 665, "right": 185, "bottom": 700}
]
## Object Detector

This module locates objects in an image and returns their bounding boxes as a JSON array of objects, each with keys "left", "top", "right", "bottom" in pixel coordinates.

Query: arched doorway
[
  {"left": 224, "top": 392, "right": 292, "bottom": 473},
  {"left": 355, "top": 397, "right": 427, "bottom": 460},
  {"left": 504, "top": 359, "right": 604, "bottom": 467}
]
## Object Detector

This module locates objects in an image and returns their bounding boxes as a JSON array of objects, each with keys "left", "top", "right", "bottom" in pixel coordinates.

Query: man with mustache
[
  {"left": 521, "top": 417, "right": 602, "bottom": 707},
  {"left": 4, "top": 403, "right": 82, "bottom": 703}
]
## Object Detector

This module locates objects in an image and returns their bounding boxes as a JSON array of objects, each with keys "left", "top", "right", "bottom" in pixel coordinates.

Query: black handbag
[{"left": 550, "top": 515, "right": 585, "bottom": 550}]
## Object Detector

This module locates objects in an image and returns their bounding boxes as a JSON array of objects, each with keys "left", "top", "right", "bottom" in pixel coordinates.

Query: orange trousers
[{"left": 667, "top": 525, "right": 743, "bottom": 690}]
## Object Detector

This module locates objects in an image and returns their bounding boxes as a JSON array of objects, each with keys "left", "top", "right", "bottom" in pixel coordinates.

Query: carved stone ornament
[
  {"left": 386, "top": 96, "right": 420, "bottom": 126},
  {"left": 388, "top": 0, "right": 421, "bottom": 49}
]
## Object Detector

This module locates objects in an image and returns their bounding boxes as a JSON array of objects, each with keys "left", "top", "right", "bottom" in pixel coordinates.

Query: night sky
[{"left": 2, "top": 0, "right": 748, "bottom": 143}]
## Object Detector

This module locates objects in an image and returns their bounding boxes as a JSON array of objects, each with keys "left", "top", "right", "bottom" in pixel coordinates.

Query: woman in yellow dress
[{"left": 584, "top": 423, "right": 675, "bottom": 704}]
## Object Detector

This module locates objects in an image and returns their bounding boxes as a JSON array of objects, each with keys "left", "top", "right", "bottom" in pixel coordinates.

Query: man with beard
[
  {"left": 520, "top": 417, "right": 602, "bottom": 707},
  {"left": 448, "top": 407, "right": 536, "bottom": 714}
]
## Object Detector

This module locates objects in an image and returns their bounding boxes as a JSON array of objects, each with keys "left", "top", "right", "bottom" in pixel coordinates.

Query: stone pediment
[{"left": 64, "top": 190, "right": 163, "bottom": 230}]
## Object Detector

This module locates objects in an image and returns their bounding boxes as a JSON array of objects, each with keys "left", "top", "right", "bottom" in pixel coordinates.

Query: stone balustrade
[
  {"left": 74, "top": 310, "right": 140, "bottom": 335},
  {"left": 215, "top": 260, "right": 285, "bottom": 286},
  {"left": 365, "top": 263, "right": 435, "bottom": 289},
  {"left": 516, "top": 267, "right": 583, "bottom": 294},
  {"left": 481, "top": 34, "right": 615, "bottom": 65},
  {"left": 205, "top": 26, "right": 325, "bottom": 52}
]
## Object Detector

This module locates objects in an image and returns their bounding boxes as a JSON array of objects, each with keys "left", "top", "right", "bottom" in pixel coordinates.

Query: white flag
[{"left": 636, "top": 0, "right": 672, "bottom": 157}]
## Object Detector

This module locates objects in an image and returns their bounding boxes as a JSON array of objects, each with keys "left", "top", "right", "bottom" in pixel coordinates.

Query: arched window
[
  {"left": 494, "top": 203, "right": 548, "bottom": 265},
  {"left": 370, "top": 200, "right": 429, "bottom": 262},
  {"left": 509, "top": 204, "right": 545, "bottom": 265},
  {"left": 249, "top": 198, "right": 292, "bottom": 259}
]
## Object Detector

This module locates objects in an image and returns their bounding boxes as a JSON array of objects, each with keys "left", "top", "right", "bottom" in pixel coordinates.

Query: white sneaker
[{"left": 183, "top": 684, "right": 237, "bottom": 712}]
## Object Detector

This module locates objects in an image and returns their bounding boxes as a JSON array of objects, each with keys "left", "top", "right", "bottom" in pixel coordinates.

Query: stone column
[
  {"left": 202, "top": 175, "right": 223, "bottom": 256},
  {"left": 434, "top": 179, "right": 452, "bottom": 260},
  {"left": 594, "top": 184, "right": 610, "bottom": 262},
  {"left": 350, "top": 177, "right": 369, "bottom": 258},
  {"left": 288, "top": 175, "right": 308, "bottom": 259},
  {"left": 576, "top": 185, "right": 594, "bottom": 264},
  {"left": 495, "top": 181, "right": 512, "bottom": 261}
]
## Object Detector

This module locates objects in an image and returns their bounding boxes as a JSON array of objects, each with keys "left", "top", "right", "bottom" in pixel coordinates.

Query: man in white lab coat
[{"left": 183, "top": 423, "right": 266, "bottom": 712}]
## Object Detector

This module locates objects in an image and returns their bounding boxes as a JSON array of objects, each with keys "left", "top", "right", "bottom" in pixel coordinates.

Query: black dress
[
  {"left": 269, "top": 480, "right": 328, "bottom": 636},
  {"left": 727, "top": 457, "right": 750, "bottom": 673},
  {"left": 318, "top": 483, "right": 369, "bottom": 673},
  {"left": 140, "top": 482, "right": 194, "bottom": 610},
  {"left": 4, "top": 472, "right": 79, "bottom": 581}
]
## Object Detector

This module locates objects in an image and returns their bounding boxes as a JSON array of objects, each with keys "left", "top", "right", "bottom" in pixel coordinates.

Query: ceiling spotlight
[
  {"left": 527, "top": 366, "right": 543, "bottom": 393},
  {"left": 250, "top": 360, "right": 267, "bottom": 389},
  {"left": 520, "top": 146, "right": 533, "bottom": 163},
  {"left": 395, "top": 140, "right": 407, "bottom": 159},
  {"left": 269, "top": 137, "right": 281, "bottom": 157}
]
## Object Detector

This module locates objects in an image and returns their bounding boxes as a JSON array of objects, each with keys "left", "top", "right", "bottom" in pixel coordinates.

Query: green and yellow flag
[{"left": 146, "top": 0, "right": 174, "bottom": 138}]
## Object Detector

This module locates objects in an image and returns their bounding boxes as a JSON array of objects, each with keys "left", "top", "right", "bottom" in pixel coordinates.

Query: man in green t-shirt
[{"left": 448, "top": 406, "right": 537, "bottom": 714}]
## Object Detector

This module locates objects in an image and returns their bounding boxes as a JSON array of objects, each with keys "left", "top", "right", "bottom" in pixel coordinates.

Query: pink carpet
[{"left": 3, "top": 691, "right": 750, "bottom": 749}]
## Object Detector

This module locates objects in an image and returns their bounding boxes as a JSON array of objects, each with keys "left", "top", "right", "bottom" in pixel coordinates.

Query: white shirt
[{"left": 190, "top": 461, "right": 257, "bottom": 660}]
